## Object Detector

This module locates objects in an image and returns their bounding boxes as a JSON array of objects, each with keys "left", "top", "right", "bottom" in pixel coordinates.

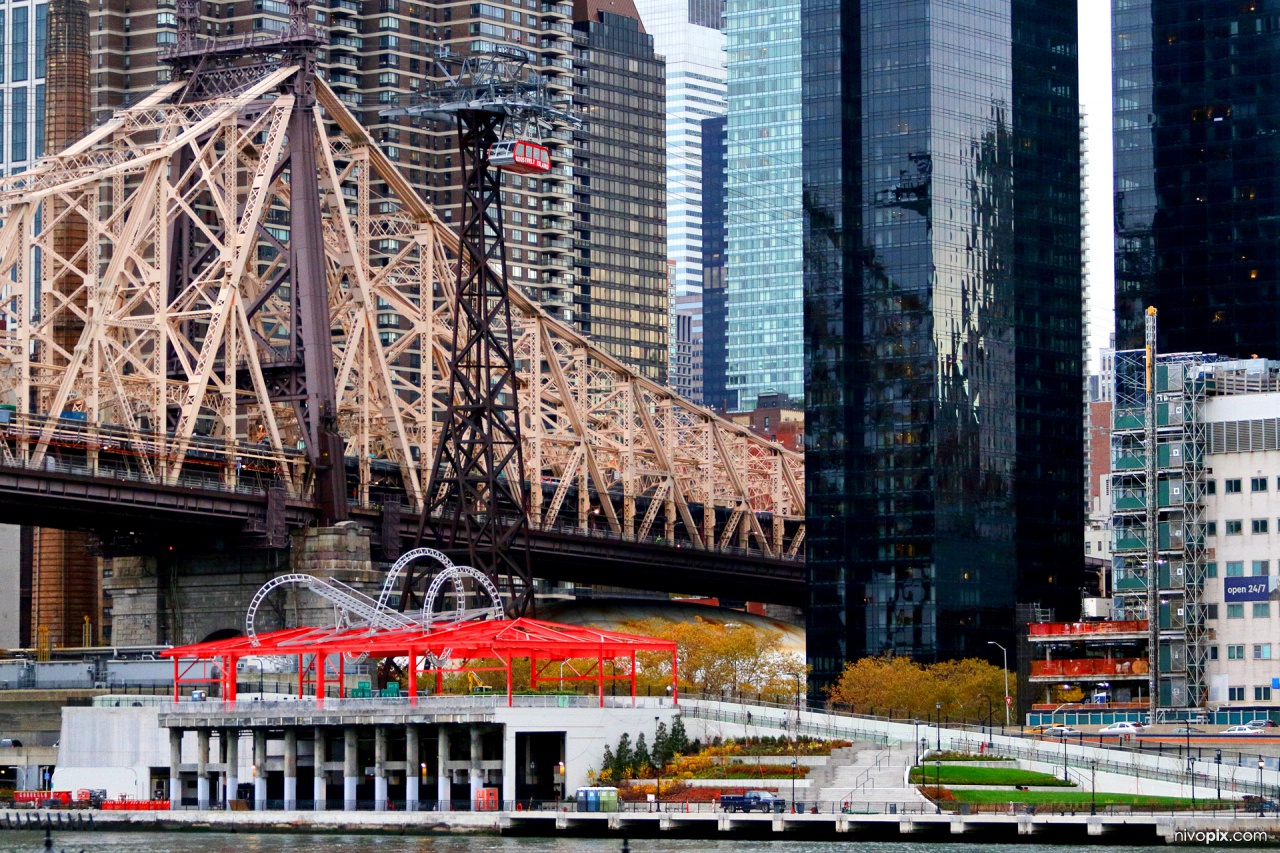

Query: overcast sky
[{"left": 1079, "top": 1, "right": 1113, "bottom": 372}]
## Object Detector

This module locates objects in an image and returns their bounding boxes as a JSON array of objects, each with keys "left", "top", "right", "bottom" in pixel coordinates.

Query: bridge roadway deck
[
  {"left": 0, "top": 464, "right": 804, "bottom": 606},
  {"left": 2, "top": 806, "right": 1271, "bottom": 844}
]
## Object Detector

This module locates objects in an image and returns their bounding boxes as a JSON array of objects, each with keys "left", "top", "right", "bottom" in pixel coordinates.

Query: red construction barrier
[
  {"left": 100, "top": 798, "right": 170, "bottom": 811},
  {"left": 13, "top": 791, "right": 71, "bottom": 806}
]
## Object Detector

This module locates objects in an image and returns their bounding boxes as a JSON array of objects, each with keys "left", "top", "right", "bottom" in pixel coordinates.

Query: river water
[{"left": 0, "top": 835, "right": 1225, "bottom": 852}]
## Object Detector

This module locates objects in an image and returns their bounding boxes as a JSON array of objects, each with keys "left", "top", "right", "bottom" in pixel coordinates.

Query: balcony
[
  {"left": 330, "top": 0, "right": 360, "bottom": 12},
  {"left": 1029, "top": 658, "right": 1149, "bottom": 679},
  {"left": 330, "top": 35, "right": 362, "bottom": 50},
  {"left": 542, "top": 1, "right": 572, "bottom": 18}
]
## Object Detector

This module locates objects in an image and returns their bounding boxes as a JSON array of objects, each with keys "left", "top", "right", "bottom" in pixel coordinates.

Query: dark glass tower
[
  {"left": 701, "top": 115, "right": 729, "bottom": 411},
  {"left": 1114, "top": 1, "right": 1280, "bottom": 354},
  {"left": 802, "top": 0, "right": 1084, "bottom": 688}
]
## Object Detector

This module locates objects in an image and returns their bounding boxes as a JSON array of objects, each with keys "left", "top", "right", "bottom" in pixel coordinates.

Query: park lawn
[
  {"left": 943, "top": 789, "right": 1233, "bottom": 808},
  {"left": 908, "top": 766, "right": 1073, "bottom": 787}
]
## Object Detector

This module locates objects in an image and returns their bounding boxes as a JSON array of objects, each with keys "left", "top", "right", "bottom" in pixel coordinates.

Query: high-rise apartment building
[
  {"left": 571, "top": 1, "right": 668, "bottom": 381},
  {"left": 722, "top": 0, "right": 800, "bottom": 411},
  {"left": 1, "top": 0, "right": 47, "bottom": 173},
  {"left": 85, "top": 0, "right": 669, "bottom": 379},
  {"left": 1114, "top": 1, "right": 1280, "bottom": 356},
  {"left": 631, "top": 0, "right": 726, "bottom": 303},
  {"left": 802, "top": 0, "right": 1085, "bottom": 687},
  {"left": 699, "top": 114, "right": 727, "bottom": 409}
]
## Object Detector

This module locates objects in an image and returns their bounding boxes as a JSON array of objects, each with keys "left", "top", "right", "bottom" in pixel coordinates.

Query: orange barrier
[
  {"left": 1030, "top": 658, "right": 1148, "bottom": 677},
  {"left": 1029, "top": 620, "right": 1147, "bottom": 637},
  {"left": 100, "top": 799, "right": 170, "bottom": 811}
]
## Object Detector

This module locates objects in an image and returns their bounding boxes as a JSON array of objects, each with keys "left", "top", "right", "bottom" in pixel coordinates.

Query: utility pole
[
  {"left": 389, "top": 54, "right": 573, "bottom": 615},
  {"left": 1145, "top": 305, "right": 1159, "bottom": 722}
]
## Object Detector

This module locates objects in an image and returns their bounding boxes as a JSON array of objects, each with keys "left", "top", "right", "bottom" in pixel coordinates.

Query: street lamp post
[
  {"left": 1216, "top": 750, "right": 1222, "bottom": 800},
  {"left": 790, "top": 758, "right": 797, "bottom": 815},
  {"left": 988, "top": 641, "right": 1011, "bottom": 730},
  {"left": 981, "top": 695, "right": 994, "bottom": 743},
  {"left": 1189, "top": 755, "right": 1196, "bottom": 809},
  {"left": 936, "top": 702, "right": 942, "bottom": 752},
  {"left": 914, "top": 720, "right": 920, "bottom": 765},
  {"left": 1090, "top": 759, "right": 1097, "bottom": 816},
  {"left": 934, "top": 760, "right": 941, "bottom": 814},
  {"left": 1259, "top": 759, "right": 1265, "bottom": 804}
]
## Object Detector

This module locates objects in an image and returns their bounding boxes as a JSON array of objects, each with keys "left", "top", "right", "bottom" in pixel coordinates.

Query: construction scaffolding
[{"left": 1111, "top": 322, "right": 1223, "bottom": 714}]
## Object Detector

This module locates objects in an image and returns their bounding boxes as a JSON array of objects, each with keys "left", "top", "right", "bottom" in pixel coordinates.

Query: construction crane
[{"left": 383, "top": 52, "right": 575, "bottom": 617}]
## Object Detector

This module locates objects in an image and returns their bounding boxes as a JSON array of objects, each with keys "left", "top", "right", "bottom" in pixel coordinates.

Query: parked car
[
  {"left": 1222, "top": 725, "right": 1265, "bottom": 735},
  {"left": 0, "top": 739, "right": 22, "bottom": 747},
  {"left": 1043, "top": 725, "right": 1081, "bottom": 738},
  {"left": 1245, "top": 719, "right": 1277, "bottom": 730},
  {"left": 719, "top": 791, "right": 785, "bottom": 813},
  {"left": 1024, "top": 724, "right": 1057, "bottom": 735},
  {"left": 1171, "top": 726, "right": 1205, "bottom": 734},
  {"left": 1099, "top": 721, "right": 1145, "bottom": 735}
]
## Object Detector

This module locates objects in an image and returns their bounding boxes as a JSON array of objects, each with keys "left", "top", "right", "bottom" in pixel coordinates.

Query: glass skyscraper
[
  {"left": 802, "top": 0, "right": 1084, "bottom": 687},
  {"left": 723, "top": 0, "right": 802, "bottom": 411},
  {"left": 0, "top": 0, "right": 47, "bottom": 173},
  {"left": 632, "top": 0, "right": 727, "bottom": 301},
  {"left": 1114, "top": 1, "right": 1280, "bottom": 356}
]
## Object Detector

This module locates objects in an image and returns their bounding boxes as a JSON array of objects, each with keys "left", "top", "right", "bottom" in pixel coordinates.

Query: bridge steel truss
[{"left": 0, "top": 62, "right": 805, "bottom": 562}]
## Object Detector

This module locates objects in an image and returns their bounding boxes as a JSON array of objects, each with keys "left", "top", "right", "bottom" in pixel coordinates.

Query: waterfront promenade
[{"left": 1, "top": 805, "right": 1277, "bottom": 845}]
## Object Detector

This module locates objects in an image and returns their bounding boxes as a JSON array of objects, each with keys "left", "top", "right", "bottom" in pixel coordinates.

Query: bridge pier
[
  {"left": 284, "top": 730, "right": 298, "bottom": 810},
  {"left": 103, "top": 524, "right": 379, "bottom": 648},
  {"left": 405, "top": 726, "right": 419, "bottom": 812},
  {"left": 224, "top": 729, "right": 238, "bottom": 810},
  {"left": 313, "top": 727, "right": 328, "bottom": 811},
  {"left": 168, "top": 729, "right": 182, "bottom": 805},
  {"left": 343, "top": 727, "right": 359, "bottom": 811},
  {"left": 196, "top": 729, "right": 210, "bottom": 809}
]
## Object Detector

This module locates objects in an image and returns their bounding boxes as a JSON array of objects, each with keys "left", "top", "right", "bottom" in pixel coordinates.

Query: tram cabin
[{"left": 489, "top": 139, "right": 552, "bottom": 174}]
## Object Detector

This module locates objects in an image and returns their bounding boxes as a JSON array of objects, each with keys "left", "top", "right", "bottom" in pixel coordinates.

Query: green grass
[
  {"left": 942, "top": 789, "right": 1233, "bottom": 807},
  {"left": 908, "top": 766, "right": 1074, "bottom": 787}
]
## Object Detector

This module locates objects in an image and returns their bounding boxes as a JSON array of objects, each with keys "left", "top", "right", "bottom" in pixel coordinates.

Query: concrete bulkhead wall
[{"left": 52, "top": 705, "right": 167, "bottom": 800}]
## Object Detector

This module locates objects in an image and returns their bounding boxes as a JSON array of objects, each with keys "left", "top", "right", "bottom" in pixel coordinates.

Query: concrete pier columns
[
  {"left": 437, "top": 725, "right": 450, "bottom": 811},
  {"left": 284, "top": 729, "right": 298, "bottom": 810},
  {"left": 374, "top": 726, "right": 388, "bottom": 811},
  {"left": 313, "top": 727, "right": 327, "bottom": 811},
  {"left": 501, "top": 727, "right": 516, "bottom": 808},
  {"left": 168, "top": 729, "right": 182, "bottom": 806},
  {"left": 343, "top": 726, "right": 359, "bottom": 811},
  {"left": 253, "top": 730, "right": 267, "bottom": 810},
  {"left": 405, "top": 726, "right": 419, "bottom": 812},
  {"left": 468, "top": 724, "right": 482, "bottom": 809},
  {"left": 224, "top": 729, "right": 239, "bottom": 810},
  {"left": 196, "top": 729, "right": 210, "bottom": 809}
]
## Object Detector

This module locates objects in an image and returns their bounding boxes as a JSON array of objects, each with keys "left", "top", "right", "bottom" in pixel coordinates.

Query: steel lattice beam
[{"left": 0, "top": 62, "right": 805, "bottom": 569}]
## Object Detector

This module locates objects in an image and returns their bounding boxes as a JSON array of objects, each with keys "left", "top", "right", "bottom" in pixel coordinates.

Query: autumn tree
[
  {"left": 619, "top": 616, "right": 807, "bottom": 699},
  {"left": 825, "top": 656, "right": 1014, "bottom": 722}
]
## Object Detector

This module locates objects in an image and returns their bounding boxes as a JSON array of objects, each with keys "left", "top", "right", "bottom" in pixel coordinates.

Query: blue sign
[{"left": 1225, "top": 576, "right": 1278, "bottom": 602}]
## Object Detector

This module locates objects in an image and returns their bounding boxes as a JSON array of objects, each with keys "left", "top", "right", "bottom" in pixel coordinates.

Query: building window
[
  {"left": 1207, "top": 522, "right": 1218, "bottom": 536},
  {"left": 1226, "top": 520, "right": 1243, "bottom": 535},
  {"left": 1207, "top": 603, "right": 1220, "bottom": 619},
  {"left": 1206, "top": 479, "right": 1217, "bottom": 495},
  {"left": 1228, "top": 603, "right": 1245, "bottom": 619},
  {"left": 1253, "top": 477, "right": 1269, "bottom": 492},
  {"left": 1206, "top": 562, "right": 1218, "bottom": 578},
  {"left": 11, "top": 87, "right": 26, "bottom": 162},
  {"left": 1257, "top": 686, "right": 1273, "bottom": 701},
  {"left": 1209, "top": 646, "right": 1220, "bottom": 660},
  {"left": 1255, "top": 602, "right": 1271, "bottom": 618},
  {"left": 1255, "top": 519, "right": 1270, "bottom": 534},
  {"left": 1229, "top": 644, "right": 1246, "bottom": 660},
  {"left": 1254, "top": 561, "right": 1271, "bottom": 577},
  {"left": 1226, "top": 478, "right": 1243, "bottom": 494},
  {"left": 11, "top": 5, "right": 26, "bottom": 82},
  {"left": 1227, "top": 561, "right": 1245, "bottom": 577},
  {"left": 1229, "top": 687, "right": 1245, "bottom": 701},
  {"left": 1255, "top": 644, "right": 1272, "bottom": 660}
]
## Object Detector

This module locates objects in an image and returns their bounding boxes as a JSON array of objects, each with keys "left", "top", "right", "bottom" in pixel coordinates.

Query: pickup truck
[{"left": 719, "top": 790, "right": 784, "bottom": 813}]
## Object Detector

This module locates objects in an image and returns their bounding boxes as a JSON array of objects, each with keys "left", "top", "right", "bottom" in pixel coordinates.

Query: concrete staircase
[{"left": 813, "top": 744, "right": 927, "bottom": 811}]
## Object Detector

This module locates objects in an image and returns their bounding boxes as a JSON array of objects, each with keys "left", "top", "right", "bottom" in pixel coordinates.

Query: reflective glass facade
[
  {"left": 723, "top": 0, "right": 802, "bottom": 410},
  {"left": 803, "top": 0, "right": 1084, "bottom": 688},
  {"left": 0, "top": 0, "right": 45, "bottom": 173},
  {"left": 1114, "top": 1, "right": 1280, "bottom": 355}
]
